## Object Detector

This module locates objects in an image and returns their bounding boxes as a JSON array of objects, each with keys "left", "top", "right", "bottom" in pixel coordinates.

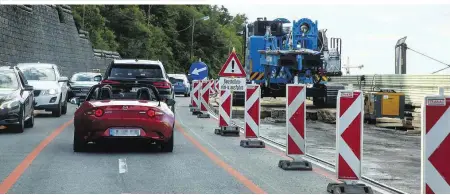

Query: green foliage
[{"left": 71, "top": 5, "right": 247, "bottom": 78}]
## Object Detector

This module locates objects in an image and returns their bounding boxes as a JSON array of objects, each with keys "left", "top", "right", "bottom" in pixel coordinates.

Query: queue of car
[{"left": 1, "top": 59, "right": 189, "bottom": 153}]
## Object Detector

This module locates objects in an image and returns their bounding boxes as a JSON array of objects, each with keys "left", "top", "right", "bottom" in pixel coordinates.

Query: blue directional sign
[{"left": 189, "top": 61, "right": 208, "bottom": 81}]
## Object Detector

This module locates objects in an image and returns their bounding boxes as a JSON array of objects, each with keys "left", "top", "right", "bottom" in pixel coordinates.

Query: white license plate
[
  {"left": 109, "top": 128, "right": 141, "bottom": 136},
  {"left": 76, "top": 93, "right": 87, "bottom": 96},
  {"left": 131, "top": 87, "right": 140, "bottom": 92}
]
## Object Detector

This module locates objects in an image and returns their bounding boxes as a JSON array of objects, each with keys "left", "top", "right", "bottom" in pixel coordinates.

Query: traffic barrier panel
[
  {"left": 422, "top": 89, "right": 450, "bottom": 194},
  {"left": 190, "top": 80, "right": 201, "bottom": 114},
  {"left": 214, "top": 89, "right": 239, "bottom": 136},
  {"left": 197, "top": 80, "right": 210, "bottom": 118},
  {"left": 327, "top": 90, "right": 373, "bottom": 194},
  {"left": 278, "top": 84, "right": 312, "bottom": 171},
  {"left": 240, "top": 84, "right": 265, "bottom": 148}
]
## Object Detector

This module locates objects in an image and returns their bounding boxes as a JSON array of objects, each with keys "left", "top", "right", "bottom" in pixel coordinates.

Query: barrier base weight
[
  {"left": 240, "top": 139, "right": 265, "bottom": 148},
  {"left": 327, "top": 182, "right": 373, "bottom": 194},
  {"left": 190, "top": 107, "right": 200, "bottom": 112},
  {"left": 197, "top": 112, "right": 210, "bottom": 118},
  {"left": 214, "top": 126, "right": 240, "bottom": 136},
  {"left": 278, "top": 159, "right": 312, "bottom": 171}
]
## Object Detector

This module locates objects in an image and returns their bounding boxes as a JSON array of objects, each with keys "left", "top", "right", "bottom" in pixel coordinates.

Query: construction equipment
[
  {"left": 364, "top": 89, "right": 405, "bottom": 123},
  {"left": 342, "top": 57, "right": 364, "bottom": 75},
  {"left": 236, "top": 17, "right": 345, "bottom": 107}
]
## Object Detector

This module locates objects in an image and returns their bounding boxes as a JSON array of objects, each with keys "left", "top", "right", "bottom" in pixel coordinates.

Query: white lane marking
[
  {"left": 208, "top": 107, "right": 391, "bottom": 194},
  {"left": 119, "top": 158, "right": 128, "bottom": 174}
]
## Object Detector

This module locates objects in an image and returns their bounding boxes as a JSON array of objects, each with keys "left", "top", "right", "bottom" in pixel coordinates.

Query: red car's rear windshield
[
  {"left": 87, "top": 85, "right": 159, "bottom": 101},
  {"left": 109, "top": 64, "right": 163, "bottom": 79}
]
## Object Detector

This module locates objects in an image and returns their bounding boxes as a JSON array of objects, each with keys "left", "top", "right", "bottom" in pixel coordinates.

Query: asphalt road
[{"left": 0, "top": 96, "right": 346, "bottom": 194}]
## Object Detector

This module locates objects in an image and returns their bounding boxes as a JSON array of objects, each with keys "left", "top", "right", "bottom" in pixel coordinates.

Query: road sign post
[
  {"left": 327, "top": 90, "right": 373, "bottom": 194},
  {"left": 215, "top": 48, "right": 246, "bottom": 136},
  {"left": 240, "top": 84, "right": 265, "bottom": 148},
  {"left": 278, "top": 84, "right": 312, "bottom": 170},
  {"left": 422, "top": 89, "right": 450, "bottom": 194}
]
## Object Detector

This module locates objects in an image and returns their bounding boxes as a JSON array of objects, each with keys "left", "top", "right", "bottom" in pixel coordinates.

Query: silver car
[{"left": 17, "top": 63, "right": 69, "bottom": 117}]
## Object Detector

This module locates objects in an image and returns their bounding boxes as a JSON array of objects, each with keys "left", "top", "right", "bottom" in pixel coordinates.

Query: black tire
[
  {"left": 161, "top": 131, "right": 173, "bottom": 152},
  {"left": 52, "top": 97, "right": 62, "bottom": 117},
  {"left": 13, "top": 107, "right": 25, "bottom": 133},
  {"left": 73, "top": 131, "right": 86, "bottom": 152},
  {"left": 24, "top": 107, "right": 34, "bottom": 128},
  {"left": 61, "top": 97, "right": 67, "bottom": 115},
  {"left": 184, "top": 93, "right": 188, "bottom": 97}
]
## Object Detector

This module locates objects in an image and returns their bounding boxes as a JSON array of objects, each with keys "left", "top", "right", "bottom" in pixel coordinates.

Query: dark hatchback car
[
  {"left": 68, "top": 72, "right": 102, "bottom": 101},
  {"left": 101, "top": 59, "right": 175, "bottom": 110},
  {"left": 0, "top": 66, "right": 35, "bottom": 133}
]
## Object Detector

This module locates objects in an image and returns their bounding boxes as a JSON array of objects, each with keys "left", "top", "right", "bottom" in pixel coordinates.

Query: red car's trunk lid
[{"left": 88, "top": 100, "right": 160, "bottom": 119}]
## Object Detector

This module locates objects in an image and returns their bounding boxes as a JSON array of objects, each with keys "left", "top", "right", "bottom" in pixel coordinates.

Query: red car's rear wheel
[
  {"left": 73, "top": 131, "right": 87, "bottom": 152},
  {"left": 160, "top": 131, "right": 173, "bottom": 152}
]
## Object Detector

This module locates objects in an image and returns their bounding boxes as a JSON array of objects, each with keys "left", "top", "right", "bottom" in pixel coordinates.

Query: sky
[{"left": 222, "top": 4, "right": 450, "bottom": 75}]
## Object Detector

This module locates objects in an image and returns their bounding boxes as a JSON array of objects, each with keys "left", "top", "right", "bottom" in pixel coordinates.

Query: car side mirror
[
  {"left": 94, "top": 75, "right": 102, "bottom": 82},
  {"left": 59, "top": 76, "right": 69, "bottom": 83},
  {"left": 24, "top": 85, "right": 33, "bottom": 91},
  {"left": 166, "top": 99, "right": 176, "bottom": 106},
  {"left": 69, "top": 97, "right": 80, "bottom": 106}
]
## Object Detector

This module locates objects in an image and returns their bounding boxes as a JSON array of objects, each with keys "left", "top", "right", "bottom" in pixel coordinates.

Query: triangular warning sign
[{"left": 218, "top": 52, "right": 246, "bottom": 77}]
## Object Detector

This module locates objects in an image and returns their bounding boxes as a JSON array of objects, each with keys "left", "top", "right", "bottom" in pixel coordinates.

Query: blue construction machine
[{"left": 234, "top": 17, "right": 344, "bottom": 107}]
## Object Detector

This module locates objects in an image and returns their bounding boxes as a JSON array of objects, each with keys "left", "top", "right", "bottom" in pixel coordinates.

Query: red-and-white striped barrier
[
  {"left": 422, "top": 94, "right": 450, "bottom": 194},
  {"left": 215, "top": 80, "right": 219, "bottom": 93},
  {"left": 209, "top": 80, "right": 215, "bottom": 94},
  {"left": 200, "top": 80, "right": 211, "bottom": 112},
  {"left": 245, "top": 84, "right": 260, "bottom": 138},
  {"left": 191, "top": 80, "right": 200, "bottom": 108},
  {"left": 219, "top": 89, "right": 232, "bottom": 127},
  {"left": 336, "top": 90, "right": 363, "bottom": 181},
  {"left": 286, "top": 84, "right": 307, "bottom": 156}
]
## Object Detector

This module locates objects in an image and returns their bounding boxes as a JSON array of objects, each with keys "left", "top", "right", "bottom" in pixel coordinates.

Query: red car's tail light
[
  {"left": 153, "top": 81, "right": 171, "bottom": 89},
  {"left": 101, "top": 79, "right": 120, "bottom": 84},
  {"left": 147, "top": 109, "right": 163, "bottom": 117},
  {"left": 86, "top": 108, "right": 104, "bottom": 117},
  {"left": 94, "top": 109, "right": 104, "bottom": 117}
]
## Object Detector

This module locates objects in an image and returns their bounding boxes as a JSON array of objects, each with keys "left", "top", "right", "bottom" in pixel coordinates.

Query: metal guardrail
[
  {"left": 93, "top": 49, "right": 121, "bottom": 59},
  {"left": 206, "top": 102, "right": 406, "bottom": 194},
  {"left": 329, "top": 74, "right": 450, "bottom": 106}
]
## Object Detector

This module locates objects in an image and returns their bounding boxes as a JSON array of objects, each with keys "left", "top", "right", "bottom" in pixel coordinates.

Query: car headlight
[
  {"left": 0, "top": 100, "right": 20, "bottom": 109},
  {"left": 42, "top": 89, "right": 58, "bottom": 95}
]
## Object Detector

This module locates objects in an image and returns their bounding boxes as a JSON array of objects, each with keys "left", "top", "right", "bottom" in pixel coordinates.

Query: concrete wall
[{"left": 0, "top": 5, "right": 119, "bottom": 77}]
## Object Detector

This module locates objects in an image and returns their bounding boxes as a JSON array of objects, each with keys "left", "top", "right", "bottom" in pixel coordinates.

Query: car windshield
[
  {"left": 109, "top": 64, "right": 163, "bottom": 79},
  {"left": 87, "top": 84, "right": 159, "bottom": 101},
  {"left": 0, "top": 71, "right": 19, "bottom": 90},
  {"left": 21, "top": 67, "right": 56, "bottom": 81},
  {"left": 71, "top": 73, "right": 100, "bottom": 82},
  {"left": 174, "top": 79, "right": 184, "bottom": 83}
]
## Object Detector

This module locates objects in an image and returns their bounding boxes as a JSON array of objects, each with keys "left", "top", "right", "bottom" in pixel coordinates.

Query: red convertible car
[{"left": 70, "top": 83, "right": 175, "bottom": 152}]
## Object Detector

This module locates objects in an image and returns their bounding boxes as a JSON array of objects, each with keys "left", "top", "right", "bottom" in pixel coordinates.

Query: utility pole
[
  {"left": 82, "top": 4, "right": 85, "bottom": 30},
  {"left": 147, "top": 5, "right": 151, "bottom": 26},
  {"left": 190, "top": 16, "right": 195, "bottom": 60}
]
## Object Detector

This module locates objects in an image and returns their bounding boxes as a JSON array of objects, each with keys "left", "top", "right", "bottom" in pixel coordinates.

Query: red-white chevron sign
[
  {"left": 336, "top": 90, "right": 363, "bottom": 181},
  {"left": 219, "top": 89, "right": 232, "bottom": 127},
  {"left": 215, "top": 81, "right": 219, "bottom": 93},
  {"left": 209, "top": 80, "right": 215, "bottom": 94},
  {"left": 200, "top": 80, "right": 211, "bottom": 111},
  {"left": 191, "top": 80, "right": 200, "bottom": 108},
  {"left": 423, "top": 95, "right": 450, "bottom": 194},
  {"left": 286, "top": 84, "right": 307, "bottom": 156},
  {"left": 245, "top": 84, "right": 260, "bottom": 139}
]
